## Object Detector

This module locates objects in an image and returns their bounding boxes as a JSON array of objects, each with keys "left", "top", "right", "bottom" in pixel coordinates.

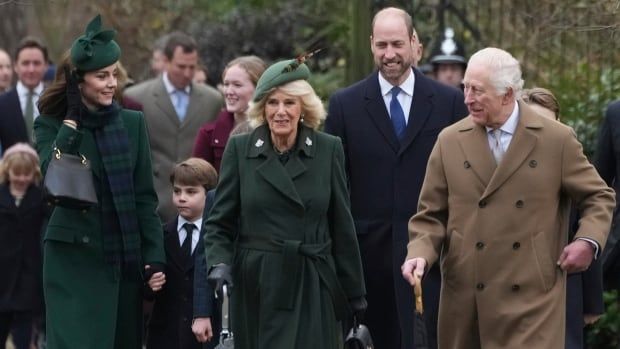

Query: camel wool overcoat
[{"left": 406, "top": 100, "right": 615, "bottom": 349}]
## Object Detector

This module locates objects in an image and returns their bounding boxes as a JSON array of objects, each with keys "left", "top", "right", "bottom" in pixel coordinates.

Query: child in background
[
  {"left": 147, "top": 158, "right": 219, "bottom": 349},
  {"left": 0, "top": 143, "right": 47, "bottom": 349}
]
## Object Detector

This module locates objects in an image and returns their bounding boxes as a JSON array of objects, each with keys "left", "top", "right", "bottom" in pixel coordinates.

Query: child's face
[
  {"left": 172, "top": 183, "right": 206, "bottom": 222},
  {"left": 9, "top": 169, "right": 34, "bottom": 193}
]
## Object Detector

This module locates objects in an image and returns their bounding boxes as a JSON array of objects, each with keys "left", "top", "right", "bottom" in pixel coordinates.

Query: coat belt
[{"left": 238, "top": 235, "right": 349, "bottom": 320}]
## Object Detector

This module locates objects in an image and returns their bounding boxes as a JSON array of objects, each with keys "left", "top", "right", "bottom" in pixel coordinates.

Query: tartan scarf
[{"left": 81, "top": 102, "right": 141, "bottom": 279}]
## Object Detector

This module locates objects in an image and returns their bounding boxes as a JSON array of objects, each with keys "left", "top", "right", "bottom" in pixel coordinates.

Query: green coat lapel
[{"left": 247, "top": 124, "right": 316, "bottom": 208}]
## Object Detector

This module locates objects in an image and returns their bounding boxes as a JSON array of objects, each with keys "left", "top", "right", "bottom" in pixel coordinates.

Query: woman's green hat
[
  {"left": 253, "top": 58, "right": 310, "bottom": 102},
  {"left": 70, "top": 15, "right": 120, "bottom": 72}
]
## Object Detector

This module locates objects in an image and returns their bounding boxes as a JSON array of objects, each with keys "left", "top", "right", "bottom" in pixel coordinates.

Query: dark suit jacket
[
  {"left": 325, "top": 68, "right": 467, "bottom": 349},
  {"left": 0, "top": 184, "right": 46, "bottom": 312},
  {"left": 0, "top": 89, "right": 29, "bottom": 152},
  {"left": 147, "top": 217, "right": 218, "bottom": 349},
  {"left": 594, "top": 99, "right": 620, "bottom": 292}
]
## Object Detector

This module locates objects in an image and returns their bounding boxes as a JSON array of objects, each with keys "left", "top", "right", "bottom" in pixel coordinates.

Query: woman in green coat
[
  {"left": 34, "top": 15, "right": 165, "bottom": 349},
  {"left": 204, "top": 57, "right": 367, "bottom": 348}
]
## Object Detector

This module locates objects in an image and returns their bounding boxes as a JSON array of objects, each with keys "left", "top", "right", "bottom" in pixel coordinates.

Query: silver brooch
[
  {"left": 255, "top": 139, "right": 264, "bottom": 147},
  {"left": 305, "top": 137, "right": 312, "bottom": 146}
]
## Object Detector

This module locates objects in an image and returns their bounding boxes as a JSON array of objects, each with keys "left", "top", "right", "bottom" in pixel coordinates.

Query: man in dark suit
[
  {"left": 0, "top": 37, "right": 48, "bottom": 152},
  {"left": 594, "top": 99, "right": 620, "bottom": 300},
  {"left": 325, "top": 7, "right": 467, "bottom": 349},
  {"left": 124, "top": 32, "right": 222, "bottom": 222}
]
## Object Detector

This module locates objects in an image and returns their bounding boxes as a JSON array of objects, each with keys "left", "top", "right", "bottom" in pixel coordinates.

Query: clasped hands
[{"left": 145, "top": 264, "right": 166, "bottom": 292}]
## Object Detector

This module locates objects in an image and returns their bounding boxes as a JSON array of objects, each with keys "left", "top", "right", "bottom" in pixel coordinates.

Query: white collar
[
  {"left": 177, "top": 216, "right": 202, "bottom": 233},
  {"left": 16, "top": 81, "right": 44, "bottom": 96},
  {"left": 378, "top": 68, "right": 415, "bottom": 97},
  {"left": 486, "top": 101, "right": 520, "bottom": 135},
  {"left": 163, "top": 72, "right": 191, "bottom": 95}
]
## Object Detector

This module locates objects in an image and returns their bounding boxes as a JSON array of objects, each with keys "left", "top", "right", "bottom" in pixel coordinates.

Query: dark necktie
[
  {"left": 24, "top": 90, "right": 34, "bottom": 142},
  {"left": 390, "top": 86, "right": 406, "bottom": 140},
  {"left": 181, "top": 223, "right": 195, "bottom": 260}
]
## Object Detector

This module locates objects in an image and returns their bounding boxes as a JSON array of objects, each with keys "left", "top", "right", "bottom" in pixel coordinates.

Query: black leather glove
[
  {"left": 349, "top": 296, "right": 368, "bottom": 322},
  {"left": 207, "top": 264, "right": 233, "bottom": 298},
  {"left": 64, "top": 66, "right": 83, "bottom": 122}
]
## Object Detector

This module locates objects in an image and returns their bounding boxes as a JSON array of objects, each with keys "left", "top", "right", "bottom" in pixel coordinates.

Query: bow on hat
[
  {"left": 70, "top": 14, "right": 120, "bottom": 72},
  {"left": 74, "top": 15, "right": 116, "bottom": 62}
]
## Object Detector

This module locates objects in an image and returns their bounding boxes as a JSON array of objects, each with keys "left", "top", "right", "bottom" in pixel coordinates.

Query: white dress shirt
[
  {"left": 162, "top": 72, "right": 191, "bottom": 108},
  {"left": 16, "top": 81, "right": 44, "bottom": 119},
  {"left": 378, "top": 68, "right": 415, "bottom": 124},
  {"left": 177, "top": 216, "right": 202, "bottom": 254}
]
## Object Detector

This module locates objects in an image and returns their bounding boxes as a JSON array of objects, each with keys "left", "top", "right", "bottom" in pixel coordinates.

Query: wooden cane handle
[{"left": 413, "top": 273, "right": 423, "bottom": 314}]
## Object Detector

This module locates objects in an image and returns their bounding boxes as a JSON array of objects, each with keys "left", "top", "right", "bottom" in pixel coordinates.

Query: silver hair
[{"left": 468, "top": 47, "right": 524, "bottom": 98}]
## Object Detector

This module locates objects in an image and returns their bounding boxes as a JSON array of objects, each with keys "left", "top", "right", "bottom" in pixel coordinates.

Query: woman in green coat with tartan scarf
[
  {"left": 204, "top": 58, "right": 367, "bottom": 348},
  {"left": 34, "top": 15, "right": 165, "bottom": 349}
]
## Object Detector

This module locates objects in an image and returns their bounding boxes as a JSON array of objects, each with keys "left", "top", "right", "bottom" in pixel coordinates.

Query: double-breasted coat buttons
[{"left": 515, "top": 200, "right": 524, "bottom": 208}]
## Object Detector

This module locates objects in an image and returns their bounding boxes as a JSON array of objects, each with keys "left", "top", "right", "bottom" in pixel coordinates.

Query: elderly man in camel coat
[{"left": 402, "top": 47, "right": 615, "bottom": 349}]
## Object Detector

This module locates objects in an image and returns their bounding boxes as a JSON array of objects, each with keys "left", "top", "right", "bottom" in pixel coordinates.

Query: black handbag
[
  {"left": 344, "top": 316, "right": 374, "bottom": 349},
  {"left": 43, "top": 147, "right": 98, "bottom": 209}
]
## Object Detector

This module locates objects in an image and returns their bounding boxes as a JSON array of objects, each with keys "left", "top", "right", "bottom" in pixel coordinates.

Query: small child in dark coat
[
  {"left": 146, "top": 158, "right": 219, "bottom": 349},
  {"left": 0, "top": 143, "right": 47, "bottom": 349}
]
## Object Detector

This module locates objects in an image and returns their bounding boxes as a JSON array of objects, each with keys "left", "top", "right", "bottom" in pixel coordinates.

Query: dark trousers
[{"left": 0, "top": 311, "right": 33, "bottom": 349}]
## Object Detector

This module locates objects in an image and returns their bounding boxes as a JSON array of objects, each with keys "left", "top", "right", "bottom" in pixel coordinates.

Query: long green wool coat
[
  {"left": 204, "top": 124, "right": 365, "bottom": 349},
  {"left": 34, "top": 110, "right": 165, "bottom": 349}
]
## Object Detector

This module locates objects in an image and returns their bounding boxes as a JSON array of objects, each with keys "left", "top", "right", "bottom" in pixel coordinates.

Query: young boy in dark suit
[{"left": 146, "top": 158, "right": 219, "bottom": 349}]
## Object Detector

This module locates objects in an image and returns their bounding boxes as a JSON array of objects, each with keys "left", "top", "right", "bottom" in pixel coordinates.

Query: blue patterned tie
[
  {"left": 390, "top": 86, "right": 406, "bottom": 140},
  {"left": 174, "top": 89, "right": 189, "bottom": 121}
]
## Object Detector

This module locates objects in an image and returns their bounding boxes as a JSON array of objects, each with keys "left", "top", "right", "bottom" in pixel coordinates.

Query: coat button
[
  {"left": 515, "top": 200, "right": 524, "bottom": 208},
  {"left": 82, "top": 236, "right": 90, "bottom": 244},
  {"left": 529, "top": 160, "right": 538, "bottom": 168},
  {"left": 478, "top": 200, "right": 487, "bottom": 208},
  {"left": 464, "top": 161, "right": 471, "bottom": 169},
  {"left": 512, "top": 284, "right": 520, "bottom": 291},
  {"left": 513, "top": 242, "right": 521, "bottom": 250},
  {"left": 476, "top": 283, "right": 485, "bottom": 290},
  {"left": 476, "top": 242, "right": 485, "bottom": 250}
]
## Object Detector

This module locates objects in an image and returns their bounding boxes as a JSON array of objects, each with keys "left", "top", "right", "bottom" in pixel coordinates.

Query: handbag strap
[{"left": 53, "top": 147, "right": 89, "bottom": 166}]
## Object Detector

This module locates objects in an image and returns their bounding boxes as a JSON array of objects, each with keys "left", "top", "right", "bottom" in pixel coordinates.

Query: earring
[{"left": 300, "top": 113, "right": 305, "bottom": 123}]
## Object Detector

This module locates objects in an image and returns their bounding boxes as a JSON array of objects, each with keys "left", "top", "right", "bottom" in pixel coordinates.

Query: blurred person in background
[
  {"left": 124, "top": 31, "right": 223, "bottom": 222},
  {"left": 193, "top": 63, "right": 208, "bottom": 86},
  {"left": 192, "top": 55, "right": 266, "bottom": 173},
  {"left": 429, "top": 27, "right": 467, "bottom": 90},
  {"left": 593, "top": 98, "right": 620, "bottom": 323},
  {"left": 0, "top": 37, "right": 48, "bottom": 149},
  {"left": 0, "top": 49, "right": 12, "bottom": 93}
]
